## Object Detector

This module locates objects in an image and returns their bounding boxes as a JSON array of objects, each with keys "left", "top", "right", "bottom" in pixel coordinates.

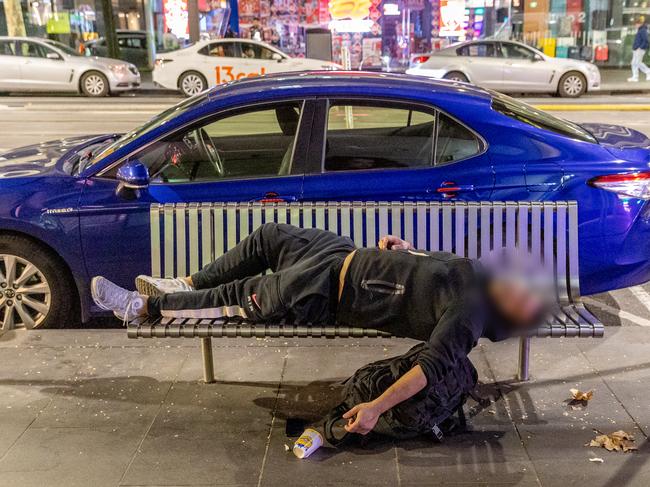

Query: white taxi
[{"left": 153, "top": 39, "right": 341, "bottom": 97}]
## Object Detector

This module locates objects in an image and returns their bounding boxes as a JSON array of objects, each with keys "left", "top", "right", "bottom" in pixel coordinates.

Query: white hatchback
[{"left": 153, "top": 39, "right": 340, "bottom": 97}]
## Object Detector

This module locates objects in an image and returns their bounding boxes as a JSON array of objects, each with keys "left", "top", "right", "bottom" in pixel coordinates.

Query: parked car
[
  {"left": 153, "top": 38, "right": 340, "bottom": 97},
  {"left": 84, "top": 30, "right": 149, "bottom": 68},
  {"left": 406, "top": 40, "right": 601, "bottom": 98},
  {"left": 0, "top": 72, "right": 649, "bottom": 330},
  {"left": 0, "top": 36, "right": 140, "bottom": 96}
]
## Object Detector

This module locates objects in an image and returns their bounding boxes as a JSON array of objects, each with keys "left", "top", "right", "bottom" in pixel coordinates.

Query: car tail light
[
  {"left": 588, "top": 171, "right": 650, "bottom": 199},
  {"left": 412, "top": 55, "right": 430, "bottom": 65},
  {"left": 155, "top": 58, "right": 174, "bottom": 68}
]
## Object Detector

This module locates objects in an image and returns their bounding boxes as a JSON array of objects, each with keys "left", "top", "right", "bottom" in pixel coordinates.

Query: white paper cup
[{"left": 293, "top": 428, "right": 323, "bottom": 459}]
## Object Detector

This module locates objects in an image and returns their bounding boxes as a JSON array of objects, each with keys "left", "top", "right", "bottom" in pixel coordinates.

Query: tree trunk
[{"left": 3, "top": 0, "right": 27, "bottom": 37}]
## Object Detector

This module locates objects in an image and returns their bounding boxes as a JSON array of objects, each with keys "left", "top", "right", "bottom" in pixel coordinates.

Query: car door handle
[
  {"left": 256, "top": 192, "right": 298, "bottom": 203},
  {"left": 436, "top": 181, "right": 475, "bottom": 198}
]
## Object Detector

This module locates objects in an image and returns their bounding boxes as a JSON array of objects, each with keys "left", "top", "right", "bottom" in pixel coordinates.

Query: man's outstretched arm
[{"left": 343, "top": 365, "right": 427, "bottom": 435}]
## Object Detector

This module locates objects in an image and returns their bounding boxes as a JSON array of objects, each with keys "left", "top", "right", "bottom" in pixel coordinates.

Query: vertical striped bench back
[{"left": 149, "top": 200, "right": 580, "bottom": 305}]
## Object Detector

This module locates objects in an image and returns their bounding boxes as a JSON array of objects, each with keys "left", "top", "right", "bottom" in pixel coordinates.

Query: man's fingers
[
  {"left": 342, "top": 405, "right": 360, "bottom": 419},
  {"left": 344, "top": 416, "right": 361, "bottom": 433},
  {"left": 378, "top": 237, "right": 387, "bottom": 250}
]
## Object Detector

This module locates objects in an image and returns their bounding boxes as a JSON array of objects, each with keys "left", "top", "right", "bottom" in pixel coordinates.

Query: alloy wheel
[
  {"left": 562, "top": 75, "right": 584, "bottom": 96},
  {"left": 181, "top": 74, "right": 205, "bottom": 96},
  {"left": 0, "top": 254, "right": 51, "bottom": 330},
  {"left": 84, "top": 74, "right": 106, "bottom": 96}
]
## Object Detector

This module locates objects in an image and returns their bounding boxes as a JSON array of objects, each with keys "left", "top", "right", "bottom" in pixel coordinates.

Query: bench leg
[
  {"left": 517, "top": 337, "right": 531, "bottom": 381},
  {"left": 201, "top": 337, "right": 216, "bottom": 384}
]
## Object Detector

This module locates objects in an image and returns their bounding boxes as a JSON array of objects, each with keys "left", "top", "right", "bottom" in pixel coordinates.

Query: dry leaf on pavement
[
  {"left": 570, "top": 388, "right": 594, "bottom": 401},
  {"left": 587, "top": 430, "right": 637, "bottom": 453}
]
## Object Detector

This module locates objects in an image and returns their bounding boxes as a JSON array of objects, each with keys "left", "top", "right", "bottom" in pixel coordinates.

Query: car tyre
[
  {"left": 443, "top": 71, "right": 469, "bottom": 83},
  {"left": 558, "top": 71, "right": 586, "bottom": 98},
  {"left": 0, "top": 235, "right": 78, "bottom": 330},
  {"left": 179, "top": 71, "right": 207, "bottom": 97},
  {"left": 81, "top": 71, "right": 110, "bottom": 97}
]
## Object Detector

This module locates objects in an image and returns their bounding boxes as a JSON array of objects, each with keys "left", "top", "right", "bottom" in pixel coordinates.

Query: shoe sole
[{"left": 135, "top": 276, "right": 165, "bottom": 298}]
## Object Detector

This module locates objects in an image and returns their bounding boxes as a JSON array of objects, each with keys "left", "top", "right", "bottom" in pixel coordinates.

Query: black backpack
[{"left": 325, "top": 343, "right": 478, "bottom": 444}]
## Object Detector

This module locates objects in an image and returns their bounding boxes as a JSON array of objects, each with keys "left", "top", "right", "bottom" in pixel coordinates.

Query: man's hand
[
  {"left": 378, "top": 235, "right": 413, "bottom": 250},
  {"left": 343, "top": 402, "right": 381, "bottom": 435}
]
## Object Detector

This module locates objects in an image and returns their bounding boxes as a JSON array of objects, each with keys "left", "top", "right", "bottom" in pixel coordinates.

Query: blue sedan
[{"left": 1, "top": 72, "right": 649, "bottom": 329}]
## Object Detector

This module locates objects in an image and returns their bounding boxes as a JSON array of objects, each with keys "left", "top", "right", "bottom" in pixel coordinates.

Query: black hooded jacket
[{"left": 336, "top": 249, "right": 510, "bottom": 386}]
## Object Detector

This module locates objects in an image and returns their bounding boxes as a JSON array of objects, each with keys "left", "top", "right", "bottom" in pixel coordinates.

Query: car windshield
[
  {"left": 44, "top": 40, "right": 80, "bottom": 56},
  {"left": 489, "top": 90, "right": 596, "bottom": 143},
  {"left": 81, "top": 93, "right": 209, "bottom": 172}
]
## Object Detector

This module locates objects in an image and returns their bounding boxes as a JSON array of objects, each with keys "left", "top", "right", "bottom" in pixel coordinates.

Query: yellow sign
[
  {"left": 46, "top": 12, "right": 71, "bottom": 34},
  {"left": 329, "top": 0, "right": 372, "bottom": 20}
]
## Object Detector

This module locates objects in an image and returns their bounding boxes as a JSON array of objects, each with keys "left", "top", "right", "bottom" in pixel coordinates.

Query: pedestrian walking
[{"left": 628, "top": 17, "right": 650, "bottom": 82}]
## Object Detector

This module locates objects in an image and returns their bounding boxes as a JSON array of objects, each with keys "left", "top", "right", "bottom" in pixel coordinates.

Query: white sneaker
[
  {"left": 135, "top": 275, "right": 194, "bottom": 297},
  {"left": 91, "top": 276, "right": 146, "bottom": 323},
  {"left": 628, "top": 77, "right": 639, "bottom": 82}
]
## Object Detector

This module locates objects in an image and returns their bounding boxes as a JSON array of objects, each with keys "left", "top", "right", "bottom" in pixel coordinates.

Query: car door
[
  {"left": 0, "top": 40, "right": 21, "bottom": 89},
  {"left": 78, "top": 99, "right": 310, "bottom": 290},
  {"left": 16, "top": 41, "right": 73, "bottom": 90},
  {"left": 499, "top": 42, "right": 552, "bottom": 92},
  {"left": 197, "top": 41, "right": 242, "bottom": 87},
  {"left": 456, "top": 42, "right": 504, "bottom": 88},
  {"left": 300, "top": 98, "right": 493, "bottom": 205}
]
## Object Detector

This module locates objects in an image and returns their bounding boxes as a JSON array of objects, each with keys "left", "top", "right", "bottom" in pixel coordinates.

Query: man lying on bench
[{"left": 91, "top": 222, "right": 547, "bottom": 437}]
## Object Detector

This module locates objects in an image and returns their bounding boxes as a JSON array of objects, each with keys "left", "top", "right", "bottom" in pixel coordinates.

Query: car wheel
[
  {"left": 0, "top": 235, "right": 77, "bottom": 330},
  {"left": 81, "top": 71, "right": 109, "bottom": 97},
  {"left": 443, "top": 71, "right": 469, "bottom": 83},
  {"left": 558, "top": 71, "right": 586, "bottom": 98},
  {"left": 179, "top": 71, "right": 207, "bottom": 97}
]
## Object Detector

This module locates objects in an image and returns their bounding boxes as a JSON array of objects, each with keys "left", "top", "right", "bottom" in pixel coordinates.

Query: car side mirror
[
  {"left": 272, "top": 53, "right": 283, "bottom": 62},
  {"left": 533, "top": 54, "right": 544, "bottom": 62},
  {"left": 116, "top": 160, "right": 150, "bottom": 190},
  {"left": 46, "top": 52, "right": 62, "bottom": 60}
]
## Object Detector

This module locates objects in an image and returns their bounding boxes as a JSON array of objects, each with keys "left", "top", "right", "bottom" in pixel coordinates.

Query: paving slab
[
  {"left": 0, "top": 329, "right": 648, "bottom": 487},
  {"left": 0, "top": 426, "right": 146, "bottom": 487},
  {"left": 481, "top": 336, "right": 650, "bottom": 487}
]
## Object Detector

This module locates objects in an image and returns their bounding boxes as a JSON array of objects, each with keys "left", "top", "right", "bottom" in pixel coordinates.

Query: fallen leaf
[
  {"left": 570, "top": 388, "right": 594, "bottom": 401},
  {"left": 587, "top": 430, "right": 637, "bottom": 453}
]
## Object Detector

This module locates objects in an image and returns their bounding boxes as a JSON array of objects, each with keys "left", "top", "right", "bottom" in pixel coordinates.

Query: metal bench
[{"left": 128, "top": 201, "right": 604, "bottom": 383}]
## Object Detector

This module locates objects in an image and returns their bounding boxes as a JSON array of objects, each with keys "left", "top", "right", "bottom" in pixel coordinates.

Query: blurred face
[{"left": 488, "top": 279, "right": 547, "bottom": 330}]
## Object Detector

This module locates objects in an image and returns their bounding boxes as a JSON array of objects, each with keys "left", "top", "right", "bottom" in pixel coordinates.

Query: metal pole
[
  {"left": 187, "top": 0, "right": 200, "bottom": 43},
  {"left": 517, "top": 336, "right": 531, "bottom": 381},
  {"left": 100, "top": 0, "right": 119, "bottom": 59},
  {"left": 201, "top": 337, "right": 216, "bottom": 383},
  {"left": 2, "top": 0, "right": 26, "bottom": 36},
  {"left": 143, "top": 0, "right": 156, "bottom": 70}
]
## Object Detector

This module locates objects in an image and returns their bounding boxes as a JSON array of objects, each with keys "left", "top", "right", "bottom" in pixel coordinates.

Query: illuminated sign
[
  {"left": 163, "top": 0, "right": 188, "bottom": 38},
  {"left": 383, "top": 3, "right": 400, "bottom": 15},
  {"left": 439, "top": 0, "right": 466, "bottom": 37},
  {"left": 329, "top": 0, "right": 371, "bottom": 20}
]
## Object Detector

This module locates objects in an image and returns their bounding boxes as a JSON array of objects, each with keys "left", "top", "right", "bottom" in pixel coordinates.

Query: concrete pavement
[{"left": 0, "top": 327, "right": 648, "bottom": 487}]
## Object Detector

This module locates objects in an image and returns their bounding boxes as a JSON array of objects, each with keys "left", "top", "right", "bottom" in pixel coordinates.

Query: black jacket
[{"left": 336, "top": 249, "right": 509, "bottom": 386}]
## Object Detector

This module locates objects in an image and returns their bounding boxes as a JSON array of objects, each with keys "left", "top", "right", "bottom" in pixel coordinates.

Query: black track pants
[{"left": 149, "top": 223, "right": 356, "bottom": 323}]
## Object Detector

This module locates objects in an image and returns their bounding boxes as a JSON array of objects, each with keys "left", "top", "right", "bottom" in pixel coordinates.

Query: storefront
[{"left": 1, "top": 0, "right": 648, "bottom": 68}]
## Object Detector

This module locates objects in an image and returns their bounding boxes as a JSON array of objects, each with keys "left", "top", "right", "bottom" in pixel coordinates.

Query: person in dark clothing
[
  {"left": 91, "top": 223, "right": 546, "bottom": 436},
  {"left": 629, "top": 17, "right": 650, "bottom": 81}
]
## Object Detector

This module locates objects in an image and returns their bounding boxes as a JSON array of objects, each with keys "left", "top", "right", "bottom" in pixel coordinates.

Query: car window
[
  {"left": 17, "top": 41, "right": 47, "bottom": 58},
  {"left": 435, "top": 114, "right": 482, "bottom": 165},
  {"left": 119, "top": 36, "right": 145, "bottom": 49},
  {"left": 199, "top": 42, "right": 237, "bottom": 57},
  {"left": 500, "top": 43, "right": 536, "bottom": 60},
  {"left": 0, "top": 40, "right": 15, "bottom": 56},
  {"left": 117, "top": 102, "right": 304, "bottom": 183},
  {"left": 324, "top": 103, "right": 436, "bottom": 172},
  {"left": 457, "top": 43, "right": 496, "bottom": 57},
  {"left": 490, "top": 90, "right": 596, "bottom": 143},
  {"left": 238, "top": 42, "right": 277, "bottom": 60}
]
